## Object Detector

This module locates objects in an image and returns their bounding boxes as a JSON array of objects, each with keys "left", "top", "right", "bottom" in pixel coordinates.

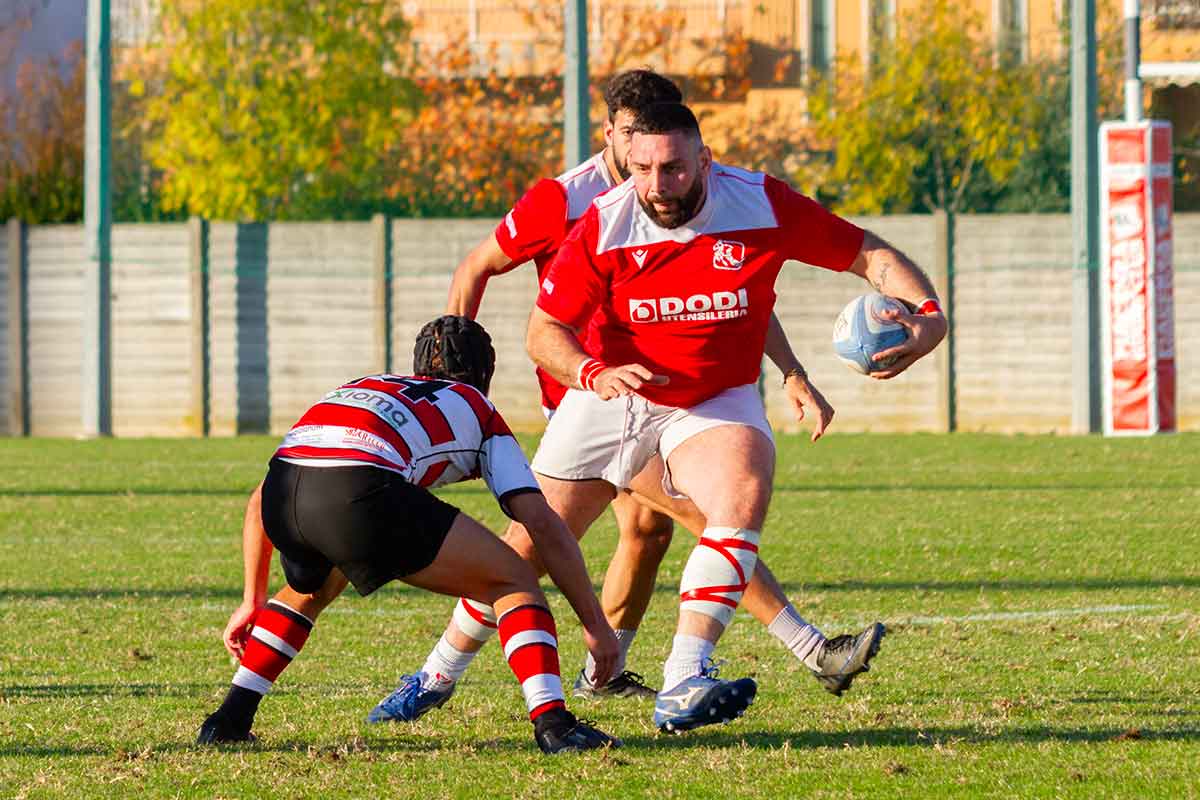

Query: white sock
[
  {"left": 767, "top": 605, "right": 825, "bottom": 671},
  {"left": 662, "top": 633, "right": 715, "bottom": 691},
  {"left": 420, "top": 634, "right": 477, "bottom": 688},
  {"left": 583, "top": 628, "right": 637, "bottom": 685}
]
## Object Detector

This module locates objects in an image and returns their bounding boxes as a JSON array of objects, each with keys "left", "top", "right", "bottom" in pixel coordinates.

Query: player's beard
[
  {"left": 613, "top": 152, "right": 632, "bottom": 182},
  {"left": 639, "top": 175, "right": 705, "bottom": 229}
]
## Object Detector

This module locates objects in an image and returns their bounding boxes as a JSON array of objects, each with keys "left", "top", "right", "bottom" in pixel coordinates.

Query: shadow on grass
[
  {"left": 2, "top": 683, "right": 216, "bottom": 699},
  {"left": 623, "top": 724, "right": 1200, "bottom": 750},
  {"left": 771, "top": 483, "right": 1194, "bottom": 493},
  {"left": 7, "top": 576, "right": 1196, "bottom": 604},
  {"left": 0, "top": 735, "right": 528, "bottom": 759},
  {"left": 0, "top": 488, "right": 248, "bottom": 497},
  {"left": 0, "top": 587, "right": 245, "bottom": 601},
  {"left": 611, "top": 577, "right": 1200, "bottom": 596},
  {"left": 6, "top": 725, "right": 1198, "bottom": 760},
  {"left": 774, "top": 577, "right": 1200, "bottom": 593}
]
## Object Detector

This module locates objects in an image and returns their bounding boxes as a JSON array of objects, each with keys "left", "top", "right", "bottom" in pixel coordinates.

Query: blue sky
[{"left": 2, "top": 0, "right": 86, "bottom": 89}]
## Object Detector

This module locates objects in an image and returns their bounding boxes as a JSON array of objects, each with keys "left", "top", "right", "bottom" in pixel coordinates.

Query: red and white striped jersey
[
  {"left": 275, "top": 374, "right": 540, "bottom": 513},
  {"left": 493, "top": 152, "right": 616, "bottom": 409},
  {"left": 536, "top": 165, "right": 866, "bottom": 408}
]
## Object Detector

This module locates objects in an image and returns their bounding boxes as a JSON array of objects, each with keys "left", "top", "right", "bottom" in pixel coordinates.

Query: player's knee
[
  {"left": 623, "top": 509, "right": 673, "bottom": 559},
  {"left": 714, "top": 475, "right": 772, "bottom": 528},
  {"left": 488, "top": 557, "right": 544, "bottom": 606}
]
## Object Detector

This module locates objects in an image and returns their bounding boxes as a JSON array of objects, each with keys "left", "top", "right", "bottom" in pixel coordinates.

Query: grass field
[{"left": 1, "top": 433, "right": 1198, "bottom": 798}]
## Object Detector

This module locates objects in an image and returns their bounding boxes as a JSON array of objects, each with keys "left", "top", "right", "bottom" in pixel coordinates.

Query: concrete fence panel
[
  {"left": 766, "top": 215, "right": 942, "bottom": 433},
  {"left": 25, "top": 225, "right": 86, "bottom": 436},
  {"left": 2, "top": 213, "right": 1197, "bottom": 436},
  {"left": 953, "top": 214, "right": 1076, "bottom": 432},
  {"left": 111, "top": 223, "right": 193, "bottom": 437}
]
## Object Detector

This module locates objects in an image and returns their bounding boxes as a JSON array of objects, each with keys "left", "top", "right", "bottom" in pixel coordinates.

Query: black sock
[
  {"left": 533, "top": 706, "right": 574, "bottom": 734},
  {"left": 216, "top": 685, "right": 262, "bottom": 729}
]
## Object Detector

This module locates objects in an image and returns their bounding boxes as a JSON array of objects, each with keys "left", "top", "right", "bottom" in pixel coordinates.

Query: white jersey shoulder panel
[
  {"left": 595, "top": 162, "right": 778, "bottom": 254},
  {"left": 556, "top": 152, "right": 615, "bottom": 221}
]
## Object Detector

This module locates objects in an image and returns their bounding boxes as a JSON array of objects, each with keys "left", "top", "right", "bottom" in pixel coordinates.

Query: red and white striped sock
[
  {"left": 232, "top": 599, "right": 314, "bottom": 695},
  {"left": 497, "top": 604, "right": 565, "bottom": 721}
]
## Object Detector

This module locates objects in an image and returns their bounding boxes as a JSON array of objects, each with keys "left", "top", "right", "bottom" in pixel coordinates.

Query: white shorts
[{"left": 530, "top": 383, "right": 774, "bottom": 496}]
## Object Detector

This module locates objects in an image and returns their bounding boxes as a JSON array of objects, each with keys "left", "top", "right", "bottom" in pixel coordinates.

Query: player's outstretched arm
[
  {"left": 526, "top": 307, "right": 667, "bottom": 400},
  {"left": 505, "top": 492, "right": 620, "bottom": 687},
  {"left": 222, "top": 480, "right": 274, "bottom": 659},
  {"left": 846, "top": 230, "right": 948, "bottom": 379},
  {"left": 764, "top": 313, "right": 834, "bottom": 440},
  {"left": 446, "top": 233, "right": 518, "bottom": 318}
]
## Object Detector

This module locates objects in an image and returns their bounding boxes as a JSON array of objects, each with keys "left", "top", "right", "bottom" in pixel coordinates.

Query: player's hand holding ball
[{"left": 833, "top": 293, "right": 946, "bottom": 379}]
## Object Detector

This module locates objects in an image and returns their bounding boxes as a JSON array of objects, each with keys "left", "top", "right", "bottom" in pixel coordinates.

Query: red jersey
[
  {"left": 536, "top": 165, "right": 865, "bottom": 408},
  {"left": 275, "top": 374, "right": 540, "bottom": 514},
  {"left": 493, "top": 152, "right": 616, "bottom": 409}
]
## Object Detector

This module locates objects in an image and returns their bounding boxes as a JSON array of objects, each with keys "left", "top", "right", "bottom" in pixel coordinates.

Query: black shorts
[{"left": 260, "top": 458, "right": 461, "bottom": 597}]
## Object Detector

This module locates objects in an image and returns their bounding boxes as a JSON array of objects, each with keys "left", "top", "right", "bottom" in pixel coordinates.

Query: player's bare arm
[
  {"left": 763, "top": 313, "right": 834, "bottom": 441},
  {"left": 526, "top": 306, "right": 667, "bottom": 400},
  {"left": 506, "top": 491, "right": 620, "bottom": 687},
  {"left": 847, "top": 230, "right": 948, "bottom": 379},
  {"left": 223, "top": 480, "right": 274, "bottom": 659},
  {"left": 446, "top": 233, "right": 519, "bottom": 318}
]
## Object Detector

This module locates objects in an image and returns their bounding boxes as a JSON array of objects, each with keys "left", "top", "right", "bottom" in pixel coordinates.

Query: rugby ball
[{"left": 832, "top": 293, "right": 908, "bottom": 374}]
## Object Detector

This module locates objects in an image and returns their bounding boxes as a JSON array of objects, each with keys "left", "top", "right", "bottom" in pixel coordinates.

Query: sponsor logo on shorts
[
  {"left": 628, "top": 289, "right": 750, "bottom": 323},
  {"left": 542, "top": 277, "right": 555, "bottom": 294},
  {"left": 712, "top": 240, "right": 745, "bottom": 270}
]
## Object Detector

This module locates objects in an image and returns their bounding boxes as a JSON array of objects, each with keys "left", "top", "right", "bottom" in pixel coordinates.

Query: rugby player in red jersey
[
  {"left": 369, "top": 71, "right": 890, "bottom": 727},
  {"left": 522, "top": 102, "right": 946, "bottom": 732},
  {"left": 197, "top": 316, "right": 620, "bottom": 754}
]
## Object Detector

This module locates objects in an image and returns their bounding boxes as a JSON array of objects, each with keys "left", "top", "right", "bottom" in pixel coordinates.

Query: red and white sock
[
  {"left": 497, "top": 604, "right": 565, "bottom": 720},
  {"left": 232, "top": 599, "right": 313, "bottom": 695}
]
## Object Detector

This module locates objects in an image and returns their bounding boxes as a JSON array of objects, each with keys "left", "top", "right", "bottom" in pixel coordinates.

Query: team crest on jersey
[{"left": 712, "top": 240, "right": 745, "bottom": 270}]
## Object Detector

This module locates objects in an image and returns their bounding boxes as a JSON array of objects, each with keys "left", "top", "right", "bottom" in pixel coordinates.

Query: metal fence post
[
  {"left": 6, "top": 218, "right": 29, "bottom": 436},
  {"left": 188, "top": 217, "right": 210, "bottom": 436},
  {"left": 372, "top": 214, "right": 392, "bottom": 374},
  {"left": 932, "top": 210, "right": 956, "bottom": 432}
]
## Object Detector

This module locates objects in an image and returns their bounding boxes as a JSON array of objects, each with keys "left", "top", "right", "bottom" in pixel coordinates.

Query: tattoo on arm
[{"left": 871, "top": 263, "right": 891, "bottom": 293}]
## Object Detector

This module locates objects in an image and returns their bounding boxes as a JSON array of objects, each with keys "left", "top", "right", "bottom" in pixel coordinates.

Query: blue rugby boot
[
  {"left": 367, "top": 672, "right": 455, "bottom": 723},
  {"left": 653, "top": 662, "right": 757, "bottom": 734}
]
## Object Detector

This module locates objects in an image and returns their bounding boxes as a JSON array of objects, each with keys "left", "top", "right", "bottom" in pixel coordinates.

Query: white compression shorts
[{"left": 530, "top": 383, "right": 774, "bottom": 497}]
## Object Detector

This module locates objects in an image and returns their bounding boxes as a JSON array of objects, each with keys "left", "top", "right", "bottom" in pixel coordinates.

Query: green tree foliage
[
  {"left": 144, "top": 0, "right": 420, "bottom": 221},
  {"left": 794, "top": 0, "right": 1041, "bottom": 215}
]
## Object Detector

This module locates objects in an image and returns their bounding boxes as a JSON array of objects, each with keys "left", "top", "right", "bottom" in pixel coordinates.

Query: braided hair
[{"left": 412, "top": 315, "right": 496, "bottom": 395}]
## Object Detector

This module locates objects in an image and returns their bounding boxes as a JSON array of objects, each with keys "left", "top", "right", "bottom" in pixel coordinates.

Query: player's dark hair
[
  {"left": 603, "top": 69, "right": 683, "bottom": 121},
  {"left": 413, "top": 315, "right": 496, "bottom": 395},
  {"left": 628, "top": 102, "right": 702, "bottom": 140}
]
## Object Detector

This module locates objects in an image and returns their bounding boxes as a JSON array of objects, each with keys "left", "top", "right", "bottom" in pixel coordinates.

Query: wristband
[
  {"left": 782, "top": 366, "right": 807, "bottom": 387},
  {"left": 915, "top": 298, "right": 943, "bottom": 316},
  {"left": 577, "top": 358, "right": 608, "bottom": 392}
]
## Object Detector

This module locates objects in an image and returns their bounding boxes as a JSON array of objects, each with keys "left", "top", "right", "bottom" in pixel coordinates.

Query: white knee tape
[
  {"left": 452, "top": 598, "right": 499, "bottom": 642},
  {"left": 678, "top": 527, "right": 761, "bottom": 627}
]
